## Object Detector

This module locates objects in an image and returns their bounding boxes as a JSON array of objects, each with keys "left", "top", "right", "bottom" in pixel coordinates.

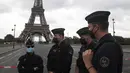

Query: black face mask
[
  {"left": 80, "top": 38, "right": 87, "bottom": 45},
  {"left": 52, "top": 38, "right": 59, "bottom": 44},
  {"left": 90, "top": 31, "right": 96, "bottom": 39}
]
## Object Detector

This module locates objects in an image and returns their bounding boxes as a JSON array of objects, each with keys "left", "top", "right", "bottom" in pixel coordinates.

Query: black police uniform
[
  {"left": 76, "top": 27, "right": 96, "bottom": 73},
  {"left": 85, "top": 11, "right": 123, "bottom": 73},
  {"left": 92, "top": 34, "right": 123, "bottom": 73},
  {"left": 77, "top": 42, "right": 96, "bottom": 73},
  {"left": 47, "top": 40, "right": 73, "bottom": 73},
  {"left": 17, "top": 39, "right": 44, "bottom": 73},
  {"left": 17, "top": 53, "right": 44, "bottom": 73},
  {"left": 47, "top": 28, "right": 74, "bottom": 73}
]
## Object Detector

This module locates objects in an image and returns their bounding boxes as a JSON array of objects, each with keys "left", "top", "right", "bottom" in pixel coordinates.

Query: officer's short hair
[
  {"left": 25, "top": 39, "right": 34, "bottom": 47},
  {"left": 92, "top": 21, "right": 109, "bottom": 31}
]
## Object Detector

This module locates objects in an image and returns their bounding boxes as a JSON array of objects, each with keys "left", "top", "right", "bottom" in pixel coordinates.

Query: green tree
[
  {"left": 4, "top": 34, "right": 14, "bottom": 42},
  {"left": 0, "top": 39, "right": 4, "bottom": 44},
  {"left": 123, "top": 38, "right": 130, "bottom": 45},
  {"left": 72, "top": 36, "right": 80, "bottom": 44},
  {"left": 65, "top": 36, "right": 73, "bottom": 44},
  {"left": 113, "top": 36, "right": 124, "bottom": 44}
]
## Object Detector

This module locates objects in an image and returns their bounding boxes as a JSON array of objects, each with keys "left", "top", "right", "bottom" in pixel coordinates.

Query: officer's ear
[{"left": 92, "top": 24, "right": 99, "bottom": 31}]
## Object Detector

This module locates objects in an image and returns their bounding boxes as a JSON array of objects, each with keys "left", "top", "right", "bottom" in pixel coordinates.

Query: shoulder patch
[{"left": 100, "top": 56, "right": 110, "bottom": 68}]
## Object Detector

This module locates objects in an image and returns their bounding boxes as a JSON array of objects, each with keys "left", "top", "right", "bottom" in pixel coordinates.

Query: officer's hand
[
  {"left": 48, "top": 71, "right": 53, "bottom": 73},
  {"left": 82, "top": 49, "right": 93, "bottom": 68}
]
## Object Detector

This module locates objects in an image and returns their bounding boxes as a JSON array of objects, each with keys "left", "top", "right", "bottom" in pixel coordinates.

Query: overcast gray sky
[{"left": 0, "top": 0, "right": 130, "bottom": 39}]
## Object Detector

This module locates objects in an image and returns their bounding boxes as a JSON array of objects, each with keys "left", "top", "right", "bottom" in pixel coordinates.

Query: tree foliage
[{"left": 4, "top": 34, "right": 14, "bottom": 42}]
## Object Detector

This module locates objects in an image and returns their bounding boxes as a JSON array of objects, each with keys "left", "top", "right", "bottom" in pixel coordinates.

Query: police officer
[
  {"left": 82, "top": 11, "right": 123, "bottom": 73},
  {"left": 47, "top": 28, "right": 74, "bottom": 73},
  {"left": 17, "top": 39, "right": 44, "bottom": 73},
  {"left": 75, "top": 27, "right": 96, "bottom": 73}
]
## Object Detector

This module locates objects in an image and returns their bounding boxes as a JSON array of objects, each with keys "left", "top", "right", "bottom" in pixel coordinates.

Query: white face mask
[{"left": 27, "top": 48, "right": 34, "bottom": 53}]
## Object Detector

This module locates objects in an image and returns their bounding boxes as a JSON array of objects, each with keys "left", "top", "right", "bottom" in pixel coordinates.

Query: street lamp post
[
  {"left": 112, "top": 19, "right": 115, "bottom": 36},
  {"left": 12, "top": 24, "right": 16, "bottom": 49}
]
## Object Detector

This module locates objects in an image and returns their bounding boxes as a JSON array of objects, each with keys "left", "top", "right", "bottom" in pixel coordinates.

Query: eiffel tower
[{"left": 19, "top": 0, "right": 52, "bottom": 43}]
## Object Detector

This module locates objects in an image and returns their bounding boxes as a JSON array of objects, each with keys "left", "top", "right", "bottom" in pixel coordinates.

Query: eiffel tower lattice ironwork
[{"left": 19, "top": 0, "right": 52, "bottom": 43}]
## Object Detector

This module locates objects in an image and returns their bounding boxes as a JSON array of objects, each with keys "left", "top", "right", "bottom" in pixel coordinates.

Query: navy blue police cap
[
  {"left": 51, "top": 28, "right": 65, "bottom": 35},
  {"left": 76, "top": 27, "right": 91, "bottom": 36},
  {"left": 85, "top": 11, "right": 110, "bottom": 24}
]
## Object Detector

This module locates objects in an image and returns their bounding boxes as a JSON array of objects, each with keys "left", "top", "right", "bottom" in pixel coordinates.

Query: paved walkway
[{"left": 0, "top": 45, "right": 23, "bottom": 54}]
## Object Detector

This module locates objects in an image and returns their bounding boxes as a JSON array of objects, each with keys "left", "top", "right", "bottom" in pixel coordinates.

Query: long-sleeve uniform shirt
[
  {"left": 76, "top": 41, "right": 96, "bottom": 73},
  {"left": 17, "top": 53, "right": 44, "bottom": 73},
  {"left": 47, "top": 40, "right": 74, "bottom": 73},
  {"left": 92, "top": 34, "right": 123, "bottom": 73}
]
